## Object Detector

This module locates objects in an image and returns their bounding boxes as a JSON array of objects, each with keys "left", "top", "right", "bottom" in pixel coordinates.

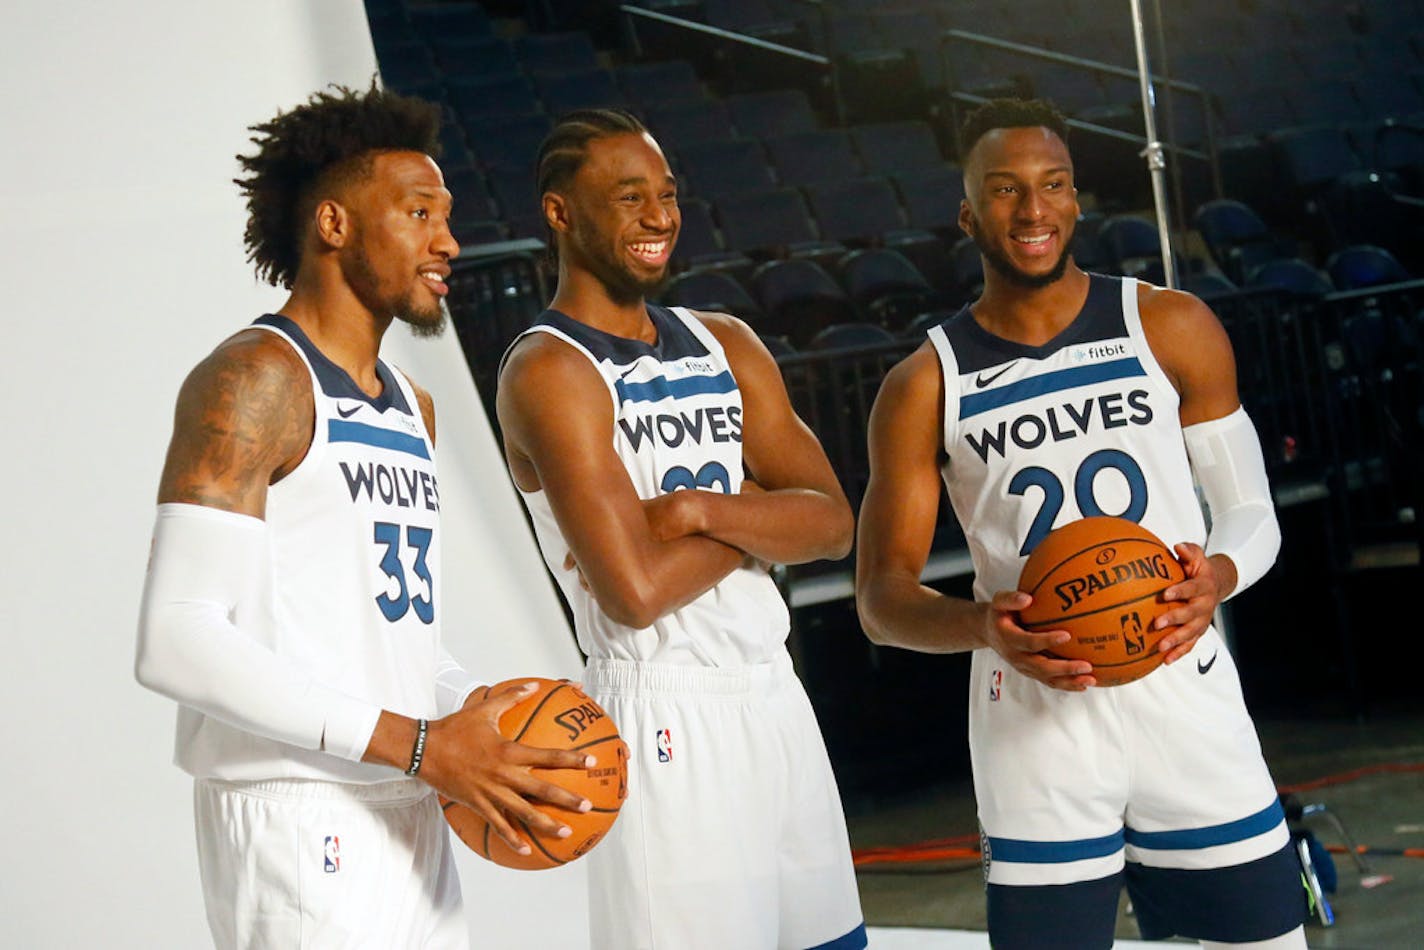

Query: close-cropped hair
[
  {"left": 959, "top": 97, "right": 1069, "bottom": 157},
  {"left": 235, "top": 81, "right": 442, "bottom": 289},
  {"left": 534, "top": 108, "right": 650, "bottom": 267}
]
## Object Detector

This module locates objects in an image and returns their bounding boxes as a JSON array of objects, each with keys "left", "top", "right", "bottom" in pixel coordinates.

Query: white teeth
[
  {"left": 631, "top": 242, "right": 667, "bottom": 255},
  {"left": 1017, "top": 234, "right": 1051, "bottom": 245}
]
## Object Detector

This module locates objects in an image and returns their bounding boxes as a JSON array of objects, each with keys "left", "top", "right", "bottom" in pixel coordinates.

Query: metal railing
[{"left": 940, "top": 29, "right": 1224, "bottom": 219}]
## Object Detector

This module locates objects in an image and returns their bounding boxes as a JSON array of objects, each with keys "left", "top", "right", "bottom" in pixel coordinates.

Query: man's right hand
[
  {"left": 401, "top": 683, "right": 596, "bottom": 856},
  {"left": 981, "top": 590, "right": 1097, "bottom": 691}
]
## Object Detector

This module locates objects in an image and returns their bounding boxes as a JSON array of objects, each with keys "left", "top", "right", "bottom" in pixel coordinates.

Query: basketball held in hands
[
  {"left": 442, "top": 678, "right": 628, "bottom": 870},
  {"left": 1017, "top": 516, "right": 1186, "bottom": 686}
]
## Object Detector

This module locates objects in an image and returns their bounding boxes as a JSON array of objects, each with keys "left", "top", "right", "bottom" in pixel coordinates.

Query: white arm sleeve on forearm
[
  {"left": 435, "top": 646, "right": 484, "bottom": 716},
  {"left": 1182, "top": 407, "right": 1282, "bottom": 599},
  {"left": 134, "top": 503, "right": 382, "bottom": 761}
]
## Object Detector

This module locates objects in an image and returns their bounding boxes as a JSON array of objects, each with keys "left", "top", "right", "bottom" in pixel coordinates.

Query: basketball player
[
  {"left": 134, "top": 85, "right": 593, "bottom": 948},
  {"left": 854, "top": 98, "right": 1308, "bottom": 949},
  {"left": 496, "top": 109, "right": 867, "bottom": 950}
]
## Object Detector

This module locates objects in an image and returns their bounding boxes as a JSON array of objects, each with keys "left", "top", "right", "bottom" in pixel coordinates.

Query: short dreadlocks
[{"left": 234, "top": 82, "right": 442, "bottom": 289}]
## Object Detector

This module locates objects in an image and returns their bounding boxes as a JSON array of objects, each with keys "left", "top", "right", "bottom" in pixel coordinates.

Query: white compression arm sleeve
[
  {"left": 1182, "top": 407, "right": 1282, "bottom": 600},
  {"left": 135, "top": 503, "right": 381, "bottom": 761}
]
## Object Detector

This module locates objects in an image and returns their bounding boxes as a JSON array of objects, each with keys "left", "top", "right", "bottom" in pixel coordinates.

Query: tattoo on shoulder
[{"left": 158, "top": 338, "right": 311, "bottom": 510}]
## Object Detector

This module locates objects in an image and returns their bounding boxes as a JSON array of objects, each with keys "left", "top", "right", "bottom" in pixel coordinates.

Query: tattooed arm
[
  {"left": 138, "top": 330, "right": 590, "bottom": 849},
  {"left": 155, "top": 328, "right": 311, "bottom": 515}
]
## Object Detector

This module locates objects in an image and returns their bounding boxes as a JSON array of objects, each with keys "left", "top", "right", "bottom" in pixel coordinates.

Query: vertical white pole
[{"left": 1128, "top": 0, "right": 1177, "bottom": 288}]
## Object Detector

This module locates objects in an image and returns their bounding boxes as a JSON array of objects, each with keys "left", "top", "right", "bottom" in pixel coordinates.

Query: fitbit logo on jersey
[
  {"left": 965, "top": 390, "right": 1154, "bottom": 463},
  {"left": 619, "top": 405, "right": 743, "bottom": 452},
  {"left": 1053, "top": 553, "right": 1173, "bottom": 611},
  {"left": 339, "top": 462, "right": 440, "bottom": 511}
]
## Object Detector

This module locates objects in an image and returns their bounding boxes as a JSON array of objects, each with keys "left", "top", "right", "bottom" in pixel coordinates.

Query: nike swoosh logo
[
  {"left": 336, "top": 403, "right": 362, "bottom": 418},
  {"left": 975, "top": 365, "right": 1014, "bottom": 388},
  {"left": 1197, "top": 650, "right": 1218, "bottom": 675}
]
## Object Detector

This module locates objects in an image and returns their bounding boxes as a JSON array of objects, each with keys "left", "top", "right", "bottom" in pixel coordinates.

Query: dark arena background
[{"left": 371, "top": 0, "right": 1424, "bottom": 944}]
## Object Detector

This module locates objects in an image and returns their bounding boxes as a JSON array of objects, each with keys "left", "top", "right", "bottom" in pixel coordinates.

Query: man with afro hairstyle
[{"left": 136, "top": 84, "right": 593, "bottom": 949}]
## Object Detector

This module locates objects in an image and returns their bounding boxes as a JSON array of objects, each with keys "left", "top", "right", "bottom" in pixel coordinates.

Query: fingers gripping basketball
[
  {"left": 1017, "top": 516, "right": 1186, "bottom": 686},
  {"left": 442, "top": 678, "right": 628, "bottom": 870}
]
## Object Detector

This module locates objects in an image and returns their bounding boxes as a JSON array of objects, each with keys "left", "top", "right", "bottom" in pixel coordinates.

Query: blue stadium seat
[
  {"left": 751, "top": 258, "right": 859, "bottom": 344},
  {"left": 1326, "top": 245, "right": 1411, "bottom": 289},
  {"left": 850, "top": 121, "right": 945, "bottom": 175},
  {"left": 618, "top": 60, "right": 706, "bottom": 108},
  {"left": 715, "top": 187, "right": 823, "bottom": 251},
  {"left": 410, "top": 3, "right": 493, "bottom": 43},
  {"left": 807, "top": 323, "right": 897, "bottom": 351},
  {"left": 804, "top": 177, "right": 906, "bottom": 243},
  {"left": 677, "top": 139, "right": 776, "bottom": 200},
  {"left": 536, "top": 69, "right": 628, "bottom": 114},
  {"left": 431, "top": 37, "right": 519, "bottom": 81},
  {"left": 726, "top": 89, "right": 819, "bottom": 139},
  {"left": 838, "top": 247, "right": 938, "bottom": 328},
  {"left": 1246, "top": 258, "right": 1335, "bottom": 295},
  {"left": 892, "top": 165, "right": 966, "bottom": 233},
  {"left": 447, "top": 75, "right": 541, "bottom": 123},
  {"left": 765, "top": 129, "right": 864, "bottom": 186},
  {"left": 514, "top": 32, "right": 600, "bottom": 75},
  {"left": 665, "top": 269, "right": 763, "bottom": 319},
  {"left": 1193, "top": 199, "right": 1295, "bottom": 285},
  {"left": 643, "top": 100, "right": 737, "bottom": 148},
  {"left": 1268, "top": 125, "right": 1364, "bottom": 194},
  {"left": 670, "top": 198, "right": 753, "bottom": 274},
  {"left": 1180, "top": 272, "right": 1239, "bottom": 299},
  {"left": 1097, "top": 215, "right": 1162, "bottom": 276},
  {"left": 468, "top": 114, "right": 553, "bottom": 172}
]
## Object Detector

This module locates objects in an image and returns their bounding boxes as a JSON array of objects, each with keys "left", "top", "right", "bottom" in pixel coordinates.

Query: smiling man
[
  {"left": 854, "top": 99, "right": 1307, "bottom": 949},
  {"left": 496, "top": 109, "right": 866, "bottom": 950},
  {"left": 135, "top": 85, "right": 594, "bottom": 949}
]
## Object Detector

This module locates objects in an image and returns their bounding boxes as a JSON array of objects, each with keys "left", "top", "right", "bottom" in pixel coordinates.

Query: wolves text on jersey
[
  {"left": 619, "top": 405, "right": 743, "bottom": 453},
  {"left": 340, "top": 461, "right": 440, "bottom": 511},
  {"left": 965, "top": 389, "right": 1154, "bottom": 463}
]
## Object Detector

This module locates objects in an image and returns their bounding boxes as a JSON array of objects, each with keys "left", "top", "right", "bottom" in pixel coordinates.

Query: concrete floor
[{"left": 847, "top": 714, "right": 1424, "bottom": 948}]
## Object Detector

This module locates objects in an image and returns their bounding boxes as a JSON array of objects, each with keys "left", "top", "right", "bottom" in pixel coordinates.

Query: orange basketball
[
  {"left": 441, "top": 678, "right": 628, "bottom": 870},
  {"left": 1017, "top": 516, "right": 1186, "bottom": 686}
]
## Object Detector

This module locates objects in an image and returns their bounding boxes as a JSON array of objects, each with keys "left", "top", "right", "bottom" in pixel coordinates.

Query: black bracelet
[{"left": 405, "top": 718, "right": 428, "bottom": 776}]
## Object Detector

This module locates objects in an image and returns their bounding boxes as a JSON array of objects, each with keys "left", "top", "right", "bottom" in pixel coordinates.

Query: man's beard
[
  {"left": 345, "top": 242, "right": 447, "bottom": 337},
  {"left": 572, "top": 223, "right": 672, "bottom": 306},
  {"left": 974, "top": 230, "right": 1072, "bottom": 289}
]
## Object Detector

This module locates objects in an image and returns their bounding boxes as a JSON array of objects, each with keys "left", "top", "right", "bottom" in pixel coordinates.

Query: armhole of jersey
[
  {"left": 248, "top": 322, "right": 325, "bottom": 481},
  {"left": 507, "top": 324, "right": 621, "bottom": 415},
  {"left": 669, "top": 305, "right": 733, "bottom": 370},
  {"left": 926, "top": 324, "right": 961, "bottom": 459},
  {"left": 1119, "top": 277, "right": 1182, "bottom": 412}
]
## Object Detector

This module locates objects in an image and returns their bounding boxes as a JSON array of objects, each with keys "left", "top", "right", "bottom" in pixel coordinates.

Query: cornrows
[{"left": 534, "top": 109, "right": 649, "bottom": 269}]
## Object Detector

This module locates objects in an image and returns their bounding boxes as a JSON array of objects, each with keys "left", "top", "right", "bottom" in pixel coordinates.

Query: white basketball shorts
[
  {"left": 970, "top": 626, "right": 1290, "bottom": 887},
  {"left": 194, "top": 777, "right": 467, "bottom": 949},
  {"left": 584, "top": 650, "right": 867, "bottom": 950}
]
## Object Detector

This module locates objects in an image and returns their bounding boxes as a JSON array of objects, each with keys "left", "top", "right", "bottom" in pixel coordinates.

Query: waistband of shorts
[
  {"left": 197, "top": 776, "right": 431, "bottom": 806},
  {"left": 584, "top": 651, "right": 794, "bottom": 697}
]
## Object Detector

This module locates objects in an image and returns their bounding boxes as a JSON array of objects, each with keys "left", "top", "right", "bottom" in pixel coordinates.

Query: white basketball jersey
[
  {"left": 928, "top": 275, "right": 1208, "bottom": 601},
  {"left": 176, "top": 315, "right": 443, "bottom": 783},
  {"left": 506, "top": 305, "right": 790, "bottom": 666}
]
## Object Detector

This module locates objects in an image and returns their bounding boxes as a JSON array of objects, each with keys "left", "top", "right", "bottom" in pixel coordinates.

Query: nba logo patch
[
  {"left": 989, "top": 669, "right": 1003, "bottom": 702},
  {"left": 655, "top": 728, "right": 672, "bottom": 763},
  {"left": 323, "top": 836, "right": 341, "bottom": 873}
]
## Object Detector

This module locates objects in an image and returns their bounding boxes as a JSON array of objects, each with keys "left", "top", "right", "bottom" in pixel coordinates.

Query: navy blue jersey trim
[
  {"left": 254, "top": 315, "right": 412, "bottom": 414},
  {"left": 327, "top": 419, "right": 431, "bottom": 460},
  {"left": 1125, "top": 799, "right": 1285, "bottom": 851},
  {"left": 986, "top": 828, "right": 1125, "bottom": 864},
  {"left": 959, "top": 357, "right": 1147, "bottom": 420},
  {"left": 940, "top": 274, "right": 1126, "bottom": 374},
  {"left": 531, "top": 304, "right": 709, "bottom": 365},
  {"left": 805, "top": 922, "right": 868, "bottom": 950}
]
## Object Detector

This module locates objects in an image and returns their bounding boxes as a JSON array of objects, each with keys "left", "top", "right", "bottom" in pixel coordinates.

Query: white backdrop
[{"left": 0, "top": 2, "right": 589, "bottom": 946}]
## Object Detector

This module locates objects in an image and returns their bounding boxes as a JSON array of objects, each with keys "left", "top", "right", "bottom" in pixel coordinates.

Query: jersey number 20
[{"left": 1009, "top": 449, "right": 1148, "bottom": 555}]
